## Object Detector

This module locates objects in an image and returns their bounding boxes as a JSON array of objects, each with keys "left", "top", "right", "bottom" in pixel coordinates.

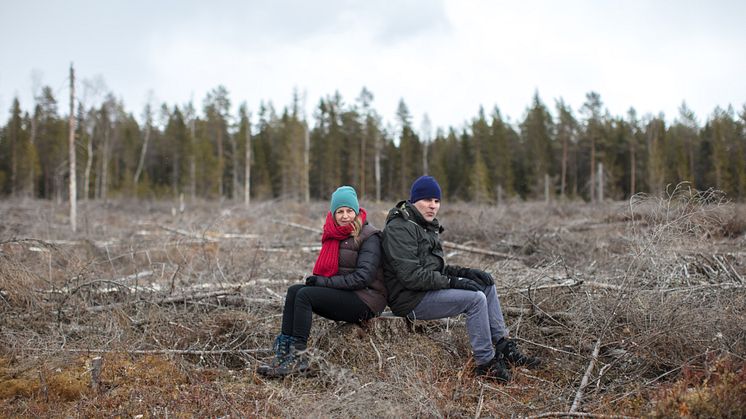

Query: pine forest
[{"left": 2, "top": 84, "right": 745, "bottom": 204}]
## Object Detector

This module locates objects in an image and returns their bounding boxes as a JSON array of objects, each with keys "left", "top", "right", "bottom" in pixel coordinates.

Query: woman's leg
[
  {"left": 280, "top": 284, "right": 305, "bottom": 336},
  {"left": 291, "top": 287, "right": 373, "bottom": 342}
]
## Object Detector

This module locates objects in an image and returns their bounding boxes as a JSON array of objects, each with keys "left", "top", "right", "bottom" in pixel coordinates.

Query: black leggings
[{"left": 280, "top": 284, "right": 375, "bottom": 342}]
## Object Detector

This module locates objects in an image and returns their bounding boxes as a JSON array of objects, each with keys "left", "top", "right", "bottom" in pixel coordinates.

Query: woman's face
[{"left": 334, "top": 206, "right": 357, "bottom": 226}]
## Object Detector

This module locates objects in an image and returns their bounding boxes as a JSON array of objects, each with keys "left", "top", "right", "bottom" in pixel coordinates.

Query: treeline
[{"left": 1, "top": 85, "right": 745, "bottom": 203}]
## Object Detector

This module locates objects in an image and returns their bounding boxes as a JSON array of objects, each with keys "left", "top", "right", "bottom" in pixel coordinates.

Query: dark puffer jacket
[
  {"left": 381, "top": 200, "right": 464, "bottom": 316},
  {"left": 324, "top": 222, "right": 388, "bottom": 314}
]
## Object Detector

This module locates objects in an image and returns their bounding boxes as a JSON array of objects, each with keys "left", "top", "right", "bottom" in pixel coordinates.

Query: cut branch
[
  {"left": 442, "top": 240, "right": 526, "bottom": 260},
  {"left": 570, "top": 337, "right": 602, "bottom": 413}
]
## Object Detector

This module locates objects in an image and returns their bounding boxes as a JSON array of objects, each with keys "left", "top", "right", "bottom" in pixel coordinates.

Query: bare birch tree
[{"left": 68, "top": 63, "right": 77, "bottom": 232}]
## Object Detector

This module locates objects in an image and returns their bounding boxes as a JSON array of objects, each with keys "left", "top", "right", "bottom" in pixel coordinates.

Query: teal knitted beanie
[{"left": 330, "top": 186, "right": 359, "bottom": 214}]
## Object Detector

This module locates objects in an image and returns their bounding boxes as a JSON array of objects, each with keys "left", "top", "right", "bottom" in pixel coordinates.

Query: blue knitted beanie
[
  {"left": 330, "top": 186, "right": 359, "bottom": 214},
  {"left": 409, "top": 176, "right": 442, "bottom": 203}
]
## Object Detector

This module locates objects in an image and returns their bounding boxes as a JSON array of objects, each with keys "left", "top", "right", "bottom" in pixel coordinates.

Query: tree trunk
[
  {"left": 190, "top": 119, "right": 196, "bottom": 202},
  {"left": 360, "top": 125, "right": 367, "bottom": 198},
  {"left": 244, "top": 117, "right": 251, "bottom": 207},
  {"left": 28, "top": 114, "right": 38, "bottom": 197},
  {"left": 597, "top": 162, "right": 604, "bottom": 202},
  {"left": 98, "top": 124, "right": 110, "bottom": 201},
  {"left": 629, "top": 138, "right": 636, "bottom": 197},
  {"left": 229, "top": 134, "right": 239, "bottom": 199},
  {"left": 133, "top": 122, "right": 150, "bottom": 186},
  {"left": 303, "top": 121, "right": 310, "bottom": 203},
  {"left": 590, "top": 135, "right": 596, "bottom": 203},
  {"left": 561, "top": 132, "right": 567, "bottom": 199},
  {"left": 84, "top": 131, "right": 93, "bottom": 201},
  {"left": 172, "top": 148, "right": 180, "bottom": 197},
  {"left": 68, "top": 64, "right": 77, "bottom": 232},
  {"left": 217, "top": 128, "right": 224, "bottom": 197},
  {"left": 374, "top": 131, "right": 381, "bottom": 202}
]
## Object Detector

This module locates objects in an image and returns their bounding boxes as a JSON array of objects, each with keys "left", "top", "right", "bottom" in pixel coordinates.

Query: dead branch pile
[{"left": 1, "top": 192, "right": 744, "bottom": 417}]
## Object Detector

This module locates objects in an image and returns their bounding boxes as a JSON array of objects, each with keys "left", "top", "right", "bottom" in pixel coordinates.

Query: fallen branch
[
  {"left": 272, "top": 220, "right": 322, "bottom": 234},
  {"left": 158, "top": 225, "right": 217, "bottom": 242},
  {"left": 21, "top": 347, "right": 269, "bottom": 355},
  {"left": 86, "top": 289, "right": 243, "bottom": 312},
  {"left": 570, "top": 337, "right": 602, "bottom": 413},
  {"left": 502, "top": 279, "right": 624, "bottom": 296},
  {"left": 503, "top": 306, "right": 574, "bottom": 322},
  {"left": 442, "top": 240, "right": 526, "bottom": 260},
  {"left": 272, "top": 220, "right": 526, "bottom": 260},
  {"left": 526, "top": 412, "right": 635, "bottom": 419}
]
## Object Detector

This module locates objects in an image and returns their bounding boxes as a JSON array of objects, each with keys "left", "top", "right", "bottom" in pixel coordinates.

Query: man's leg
[
  {"left": 483, "top": 286, "right": 542, "bottom": 368},
  {"left": 408, "top": 289, "right": 494, "bottom": 365},
  {"left": 482, "top": 285, "right": 509, "bottom": 344}
]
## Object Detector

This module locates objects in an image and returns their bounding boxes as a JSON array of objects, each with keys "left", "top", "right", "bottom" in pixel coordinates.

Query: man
[{"left": 382, "top": 175, "right": 540, "bottom": 382}]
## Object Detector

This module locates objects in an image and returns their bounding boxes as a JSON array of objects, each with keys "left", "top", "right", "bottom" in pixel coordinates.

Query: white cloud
[{"left": 1, "top": 0, "right": 744, "bottom": 131}]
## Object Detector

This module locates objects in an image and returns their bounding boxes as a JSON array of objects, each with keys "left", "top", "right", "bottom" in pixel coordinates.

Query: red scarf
[{"left": 312, "top": 208, "right": 367, "bottom": 277}]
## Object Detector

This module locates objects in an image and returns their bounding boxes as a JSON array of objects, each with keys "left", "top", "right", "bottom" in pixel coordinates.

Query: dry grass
[{"left": 1, "top": 189, "right": 745, "bottom": 417}]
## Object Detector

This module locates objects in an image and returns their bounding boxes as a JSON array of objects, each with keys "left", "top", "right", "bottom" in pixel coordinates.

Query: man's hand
[
  {"left": 448, "top": 276, "right": 481, "bottom": 291},
  {"left": 463, "top": 268, "right": 494, "bottom": 287},
  {"left": 305, "top": 275, "right": 329, "bottom": 286}
]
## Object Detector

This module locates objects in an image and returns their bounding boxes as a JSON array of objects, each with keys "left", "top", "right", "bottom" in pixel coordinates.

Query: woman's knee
[
  {"left": 285, "top": 283, "right": 304, "bottom": 297},
  {"left": 288, "top": 284, "right": 304, "bottom": 293}
]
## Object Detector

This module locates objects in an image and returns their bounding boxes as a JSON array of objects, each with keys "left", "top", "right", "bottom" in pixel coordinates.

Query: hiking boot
[
  {"left": 256, "top": 333, "right": 291, "bottom": 377},
  {"left": 268, "top": 337, "right": 313, "bottom": 378},
  {"left": 496, "top": 338, "right": 541, "bottom": 368},
  {"left": 475, "top": 353, "right": 511, "bottom": 382}
]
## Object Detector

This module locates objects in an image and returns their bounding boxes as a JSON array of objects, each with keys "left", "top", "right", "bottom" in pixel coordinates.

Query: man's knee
[{"left": 468, "top": 290, "right": 487, "bottom": 309}]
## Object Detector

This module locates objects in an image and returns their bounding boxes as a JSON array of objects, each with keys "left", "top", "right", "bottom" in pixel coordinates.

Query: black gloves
[
  {"left": 462, "top": 268, "right": 494, "bottom": 287},
  {"left": 448, "top": 276, "right": 482, "bottom": 291},
  {"left": 305, "top": 275, "right": 329, "bottom": 286}
]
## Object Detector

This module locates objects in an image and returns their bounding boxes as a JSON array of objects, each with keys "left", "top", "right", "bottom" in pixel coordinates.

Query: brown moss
[
  {"left": 650, "top": 356, "right": 746, "bottom": 418},
  {"left": 0, "top": 378, "right": 39, "bottom": 399}
]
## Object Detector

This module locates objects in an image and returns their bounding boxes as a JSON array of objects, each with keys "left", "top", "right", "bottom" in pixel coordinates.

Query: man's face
[{"left": 413, "top": 198, "right": 440, "bottom": 222}]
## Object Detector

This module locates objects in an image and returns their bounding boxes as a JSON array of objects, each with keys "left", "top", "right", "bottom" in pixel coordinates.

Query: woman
[{"left": 257, "top": 185, "right": 387, "bottom": 378}]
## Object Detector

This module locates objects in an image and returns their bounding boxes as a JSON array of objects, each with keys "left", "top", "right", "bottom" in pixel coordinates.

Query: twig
[
  {"left": 38, "top": 370, "right": 48, "bottom": 402},
  {"left": 513, "top": 337, "right": 583, "bottom": 357},
  {"left": 474, "top": 384, "right": 484, "bottom": 419},
  {"left": 369, "top": 337, "right": 383, "bottom": 372},
  {"left": 442, "top": 240, "right": 526, "bottom": 260},
  {"left": 503, "top": 306, "right": 575, "bottom": 322},
  {"left": 525, "top": 413, "right": 635, "bottom": 419},
  {"left": 570, "top": 337, "right": 602, "bottom": 413},
  {"left": 265, "top": 287, "right": 283, "bottom": 300},
  {"left": 90, "top": 356, "right": 102, "bottom": 390}
]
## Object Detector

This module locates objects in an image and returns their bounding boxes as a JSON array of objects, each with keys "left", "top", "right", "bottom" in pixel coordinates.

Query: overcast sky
[{"left": 1, "top": 0, "right": 744, "bottom": 132}]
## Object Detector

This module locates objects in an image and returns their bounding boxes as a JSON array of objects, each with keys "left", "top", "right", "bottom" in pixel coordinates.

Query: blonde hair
[{"left": 351, "top": 216, "right": 363, "bottom": 243}]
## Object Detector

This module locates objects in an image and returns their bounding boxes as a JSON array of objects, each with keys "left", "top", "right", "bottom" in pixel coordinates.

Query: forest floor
[{"left": 1, "top": 187, "right": 745, "bottom": 418}]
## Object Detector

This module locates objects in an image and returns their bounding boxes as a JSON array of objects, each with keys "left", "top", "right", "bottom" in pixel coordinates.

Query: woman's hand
[{"left": 305, "top": 275, "right": 329, "bottom": 286}]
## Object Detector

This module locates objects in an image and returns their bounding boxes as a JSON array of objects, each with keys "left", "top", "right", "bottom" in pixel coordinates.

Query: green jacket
[{"left": 381, "top": 200, "right": 463, "bottom": 316}]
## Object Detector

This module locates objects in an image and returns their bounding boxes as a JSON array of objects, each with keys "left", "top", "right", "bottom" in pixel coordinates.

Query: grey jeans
[{"left": 407, "top": 285, "right": 508, "bottom": 365}]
